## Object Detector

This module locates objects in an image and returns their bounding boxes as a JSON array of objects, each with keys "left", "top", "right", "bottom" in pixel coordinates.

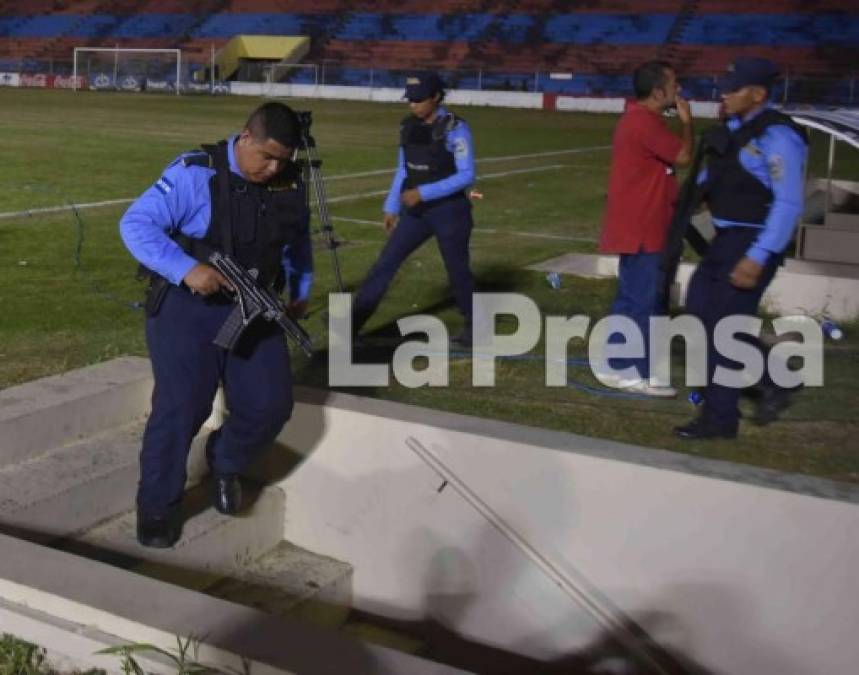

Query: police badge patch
[
  {"left": 454, "top": 137, "right": 469, "bottom": 160},
  {"left": 768, "top": 154, "right": 785, "bottom": 182}
]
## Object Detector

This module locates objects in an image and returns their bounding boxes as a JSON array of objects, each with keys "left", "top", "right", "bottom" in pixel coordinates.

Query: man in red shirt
[{"left": 598, "top": 60, "right": 693, "bottom": 396}]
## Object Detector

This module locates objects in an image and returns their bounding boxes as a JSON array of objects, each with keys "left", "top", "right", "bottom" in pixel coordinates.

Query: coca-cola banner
[
  {"left": 13, "top": 73, "right": 88, "bottom": 89},
  {"left": 20, "top": 73, "right": 50, "bottom": 88},
  {"left": 52, "top": 75, "right": 86, "bottom": 89}
]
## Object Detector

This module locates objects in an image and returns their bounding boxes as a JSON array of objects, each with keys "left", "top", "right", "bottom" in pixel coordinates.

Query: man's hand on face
[
  {"left": 401, "top": 188, "right": 422, "bottom": 209},
  {"left": 183, "top": 263, "right": 233, "bottom": 296},
  {"left": 675, "top": 96, "right": 692, "bottom": 125},
  {"left": 729, "top": 256, "right": 764, "bottom": 289}
]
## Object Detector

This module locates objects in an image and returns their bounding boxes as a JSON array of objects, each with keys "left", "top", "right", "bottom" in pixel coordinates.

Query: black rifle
[
  {"left": 209, "top": 251, "right": 313, "bottom": 356},
  {"left": 660, "top": 125, "right": 725, "bottom": 309}
]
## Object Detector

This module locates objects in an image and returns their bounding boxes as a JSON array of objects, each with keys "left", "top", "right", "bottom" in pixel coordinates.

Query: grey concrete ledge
[
  {"left": 0, "top": 357, "right": 153, "bottom": 462},
  {"left": 295, "top": 386, "right": 859, "bottom": 505},
  {"left": 0, "top": 533, "right": 466, "bottom": 675}
]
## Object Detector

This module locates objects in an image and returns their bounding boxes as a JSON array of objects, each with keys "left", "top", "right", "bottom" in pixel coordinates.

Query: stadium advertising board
[
  {"left": 90, "top": 72, "right": 114, "bottom": 90},
  {"left": 52, "top": 75, "right": 86, "bottom": 89},
  {"left": 20, "top": 73, "right": 50, "bottom": 88},
  {"left": 11, "top": 73, "right": 87, "bottom": 89},
  {"left": 145, "top": 79, "right": 172, "bottom": 92}
]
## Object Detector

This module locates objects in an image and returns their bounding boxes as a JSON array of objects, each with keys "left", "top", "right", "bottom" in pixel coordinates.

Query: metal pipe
[{"left": 405, "top": 436, "right": 674, "bottom": 675}]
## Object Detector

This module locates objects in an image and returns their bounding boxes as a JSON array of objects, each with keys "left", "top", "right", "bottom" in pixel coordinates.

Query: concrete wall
[
  {"left": 3, "top": 359, "right": 857, "bottom": 673},
  {"left": 532, "top": 253, "right": 859, "bottom": 321},
  {"left": 229, "top": 82, "right": 722, "bottom": 117},
  {"left": 276, "top": 389, "right": 859, "bottom": 675}
]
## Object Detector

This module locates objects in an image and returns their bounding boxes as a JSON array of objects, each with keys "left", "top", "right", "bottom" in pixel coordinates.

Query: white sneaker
[
  {"left": 594, "top": 371, "right": 624, "bottom": 387},
  {"left": 618, "top": 377, "right": 677, "bottom": 398}
]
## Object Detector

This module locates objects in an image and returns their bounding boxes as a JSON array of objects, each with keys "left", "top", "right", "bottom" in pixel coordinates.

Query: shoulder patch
[
  {"left": 154, "top": 175, "right": 174, "bottom": 195},
  {"left": 768, "top": 153, "right": 785, "bottom": 182},
  {"left": 453, "top": 136, "right": 470, "bottom": 160}
]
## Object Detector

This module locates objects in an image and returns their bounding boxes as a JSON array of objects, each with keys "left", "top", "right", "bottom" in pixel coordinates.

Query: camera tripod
[{"left": 295, "top": 110, "right": 344, "bottom": 293}]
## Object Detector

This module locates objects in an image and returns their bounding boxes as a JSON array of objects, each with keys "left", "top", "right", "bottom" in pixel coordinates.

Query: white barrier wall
[
  {"left": 230, "top": 81, "right": 722, "bottom": 117},
  {"left": 277, "top": 389, "right": 859, "bottom": 674}
]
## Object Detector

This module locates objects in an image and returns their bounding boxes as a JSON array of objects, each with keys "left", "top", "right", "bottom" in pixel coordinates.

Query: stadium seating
[{"left": 1, "top": 1, "right": 857, "bottom": 101}]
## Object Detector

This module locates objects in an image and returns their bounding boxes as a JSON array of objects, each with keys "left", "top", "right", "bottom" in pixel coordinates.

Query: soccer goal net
[{"left": 72, "top": 48, "right": 184, "bottom": 94}]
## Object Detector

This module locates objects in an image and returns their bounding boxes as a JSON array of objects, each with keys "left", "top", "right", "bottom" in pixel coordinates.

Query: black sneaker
[
  {"left": 136, "top": 510, "right": 180, "bottom": 548},
  {"left": 674, "top": 418, "right": 738, "bottom": 440}
]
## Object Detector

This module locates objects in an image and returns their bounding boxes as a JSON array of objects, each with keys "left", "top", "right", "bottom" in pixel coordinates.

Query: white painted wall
[
  {"left": 229, "top": 82, "right": 722, "bottom": 116},
  {"left": 674, "top": 259, "right": 859, "bottom": 320},
  {"left": 276, "top": 392, "right": 859, "bottom": 674},
  {"left": 536, "top": 253, "right": 859, "bottom": 321}
]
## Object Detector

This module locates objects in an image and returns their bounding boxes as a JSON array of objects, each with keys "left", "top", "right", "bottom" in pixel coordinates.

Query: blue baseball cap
[
  {"left": 403, "top": 72, "right": 445, "bottom": 102},
  {"left": 719, "top": 57, "right": 780, "bottom": 93}
]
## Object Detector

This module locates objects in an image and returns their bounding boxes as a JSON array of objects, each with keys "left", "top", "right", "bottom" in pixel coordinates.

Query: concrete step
[
  {"left": 70, "top": 481, "right": 355, "bottom": 631},
  {"left": 203, "top": 540, "right": 354, "bottom": 630},
  {"left": 0, "top": 420, "right": 144, "bottom": 542},
  {"left": 74, "top": 482, "right": 288, "bottom": 590},
  {"left": 0, "top": 419, "right": 215, "bottom": 544},
  {"left": 0, "top": 357, "right": 153, "bottom": 465}
]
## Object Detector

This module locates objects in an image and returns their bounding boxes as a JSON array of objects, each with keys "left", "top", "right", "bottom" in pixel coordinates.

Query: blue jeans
[{"left": 607, "top": 252, "right": 663, "bottom": 380}]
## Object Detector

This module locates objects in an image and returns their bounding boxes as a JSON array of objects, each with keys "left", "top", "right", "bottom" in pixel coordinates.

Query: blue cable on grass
[{"left": 448, "top": 349, "right": 654, "bottom": 400}]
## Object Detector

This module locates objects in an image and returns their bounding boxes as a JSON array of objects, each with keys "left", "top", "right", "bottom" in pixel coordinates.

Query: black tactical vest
[
  {"left": 400, "top": 112, "right": 462, "bottom": 195},
  {"left": 703, "top": 109, "right": 808, "bottom": 224},
  {"left": 179, "top": 140, "right": 308, "bottom": 290}
]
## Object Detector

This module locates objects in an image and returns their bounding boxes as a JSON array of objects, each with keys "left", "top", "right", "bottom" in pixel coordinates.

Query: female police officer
[{"left": 351, "top": 72, "right": 477, "bottom": 346}]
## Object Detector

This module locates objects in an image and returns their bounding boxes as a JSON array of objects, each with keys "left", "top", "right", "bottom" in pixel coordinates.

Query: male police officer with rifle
[{"left": 120, "top": 102, "right": 313, "bottom": 547}]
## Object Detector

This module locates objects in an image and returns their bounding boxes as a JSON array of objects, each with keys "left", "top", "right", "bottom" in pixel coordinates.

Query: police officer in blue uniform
[
  {"left": 120, "top": 102, "right": 313, "bottom": 547},
  {"left": 351, "top": 72, "right": 477, "bottom": 345},
  {"left": 674, "top": 58, "right": 808, "bottom": 440}
]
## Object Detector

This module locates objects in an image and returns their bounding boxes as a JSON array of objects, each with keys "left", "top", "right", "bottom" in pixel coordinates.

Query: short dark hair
[
  {"left": 245, "top": 102, "right": 301, "bottom": 149},
  {"left": 633, "top": 61, "right": 674, "bottom": 100}
]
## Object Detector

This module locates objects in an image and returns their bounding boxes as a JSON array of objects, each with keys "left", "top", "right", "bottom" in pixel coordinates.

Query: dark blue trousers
[
  {"left": 352, "top": 197, "right": 474, "bottom": 334},
  {"left": 685, "top": 228, "right": 779, "bottom": 428},
  {"left": 138, "top": 287, "right": 293, "bottom": 517},
  {"left": 607, "top": 251, "right": 663, "bottom": 380}
]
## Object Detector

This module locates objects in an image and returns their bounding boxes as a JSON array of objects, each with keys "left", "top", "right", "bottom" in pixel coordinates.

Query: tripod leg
[{"left": 301, "top": 138, "right": 345, "bottom": 292}]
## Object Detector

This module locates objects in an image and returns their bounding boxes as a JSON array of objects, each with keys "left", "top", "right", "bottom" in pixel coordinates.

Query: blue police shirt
[
  {"left": 119, "top": 135, "right": 314, "bottom": 301},
  {"left": 383, "top": 105, "right": 476, "bottom": 215},
  {"left": 707, "top": 106, "right": 807, "bottom": 265}
]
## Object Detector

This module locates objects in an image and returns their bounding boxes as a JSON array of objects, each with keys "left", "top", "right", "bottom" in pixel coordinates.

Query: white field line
[
  {"left": 325, "top": 163, "right": 568, "bottom": 204},
  {"left": 0, "top": 144, "right": 608, "bottom": 220},
  {"left": 331, "top": 216, "right": 597, "bottom": 243},
  {"left": 323, "top": 144, "right": 610, "bottom": 181},
  {"left": 0, "top": 197, "right": 134, "bottom": 220}
]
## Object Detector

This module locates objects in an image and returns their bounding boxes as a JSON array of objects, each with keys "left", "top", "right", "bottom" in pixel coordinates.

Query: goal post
[{"left": 72, "top": 47, "right": 182, "bottom": 95}]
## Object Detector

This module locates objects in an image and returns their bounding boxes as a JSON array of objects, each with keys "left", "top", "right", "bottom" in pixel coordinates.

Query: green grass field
[{"left": 1, "top": 88, "right": 857, "bottom": 483}]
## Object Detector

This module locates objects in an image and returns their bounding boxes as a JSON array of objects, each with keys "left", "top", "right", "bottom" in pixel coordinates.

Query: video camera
[{"left": 296, "top": 110, "right": 313, "bottom": 143}]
